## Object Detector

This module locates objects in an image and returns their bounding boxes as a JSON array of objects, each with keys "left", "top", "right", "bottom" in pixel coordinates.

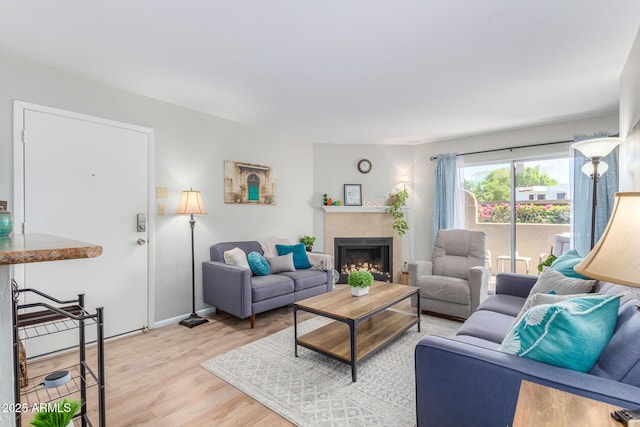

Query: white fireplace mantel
[{"left": 322, "top": 206, "right": 410, "bottom": 213}]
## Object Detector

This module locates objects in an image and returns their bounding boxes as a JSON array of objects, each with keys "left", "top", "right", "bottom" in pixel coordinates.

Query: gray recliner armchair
[{"left": 409, "top": 229, "right": 490, "bottom": 319}]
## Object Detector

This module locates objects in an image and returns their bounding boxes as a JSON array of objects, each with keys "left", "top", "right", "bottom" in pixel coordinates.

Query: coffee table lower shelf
[{"left": 296, "top": 309, "right": 418, "bottom": 380}]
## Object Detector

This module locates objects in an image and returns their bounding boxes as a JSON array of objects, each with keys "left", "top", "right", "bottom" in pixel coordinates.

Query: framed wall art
[
  {"left": 344, "top": 184, "right": 362, "bottom": 206},
  {"left": 224, "top": 160, "right": 277, "bottom": 204}
]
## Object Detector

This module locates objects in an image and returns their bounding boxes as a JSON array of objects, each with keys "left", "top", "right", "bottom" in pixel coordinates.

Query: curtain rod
[{"left": 428, "top": 133, "right": 618, "bottom": 161}]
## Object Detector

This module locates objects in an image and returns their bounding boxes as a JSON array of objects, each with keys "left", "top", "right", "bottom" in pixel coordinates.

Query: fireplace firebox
[{"left": 334, "top": 237, "right": 393, "bottom": 284}]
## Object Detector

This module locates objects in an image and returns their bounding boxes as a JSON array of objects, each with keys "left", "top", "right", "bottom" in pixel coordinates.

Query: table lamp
[
  {"left": 574, "top": 192, "right": 640, "bottom": 288},
  {"left": 177, "top": 188, "right": 209, "bottom": 328}
]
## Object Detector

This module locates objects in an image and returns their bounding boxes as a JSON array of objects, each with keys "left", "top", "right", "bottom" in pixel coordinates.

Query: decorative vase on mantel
[{"left": 347, "top": 270, "right": 374, "bottom": 297}]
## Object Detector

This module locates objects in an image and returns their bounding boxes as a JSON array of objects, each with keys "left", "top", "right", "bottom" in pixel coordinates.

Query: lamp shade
[
  {"left": 571, "top": 137, "right": 623, "bottom": 159},
  {"left": 176, "top": 190, "right": 207, "bottom": 215},
  {"left": 580, "top": 160, "right": 608, "bottom": 179},
  {"left": 574, "top": 192, "right": 640, "bottom": 287}
]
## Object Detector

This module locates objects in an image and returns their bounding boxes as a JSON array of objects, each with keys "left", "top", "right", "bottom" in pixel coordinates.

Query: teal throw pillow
[
  {"left": 276, "top": 243, "right": 311, "bottom": 269},
  {"left": 247, "top": 251, "right": 270, "bottom": 276},
  {"left": 550, "top": 249, "right": 590, "bottom": 280},
  {"left": 499, "top": 294, "right": 620, "bottom": 373}
]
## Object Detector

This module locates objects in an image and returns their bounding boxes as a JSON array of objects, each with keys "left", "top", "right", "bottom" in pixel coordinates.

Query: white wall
[
  {"left": 1, "top": 52, "right": 628, "bottom": 323},
  {"left": 619, "top": 27, "right": 640, "bottom": 191},
  {"left": 412, "top": 114, "right": 620, "bottom": 261},
  {"left": 312, "top": 144, "right": 416, "bottom": 261},
  {"left": 0, "top": 53, "right": 315, "bottom": 322}
]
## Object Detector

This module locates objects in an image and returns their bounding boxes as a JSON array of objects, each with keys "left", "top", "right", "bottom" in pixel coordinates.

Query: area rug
[{"left": 201, "top": 314, "right": 460, "bottom": 427}]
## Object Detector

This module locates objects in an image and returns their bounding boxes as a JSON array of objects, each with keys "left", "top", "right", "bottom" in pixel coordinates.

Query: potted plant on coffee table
[{"left": 347, "top": 270, "right": 374, "bottom": 296}]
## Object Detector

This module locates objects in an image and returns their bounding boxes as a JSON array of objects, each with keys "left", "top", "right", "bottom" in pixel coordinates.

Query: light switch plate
[
  {"left": 156, "top": 187, "right": 168, "bottom": 199},
  {"left": 157, "top": 204, "right": 165, "bottom": 215}
]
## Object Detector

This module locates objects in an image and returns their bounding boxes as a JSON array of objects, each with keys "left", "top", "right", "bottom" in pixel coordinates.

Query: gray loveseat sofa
[
  {"left": 415, "top": 272, "right": 640, "bottom": 427},
  {"left": 202, "top": 241, "right": 332, "bottom": 328}
]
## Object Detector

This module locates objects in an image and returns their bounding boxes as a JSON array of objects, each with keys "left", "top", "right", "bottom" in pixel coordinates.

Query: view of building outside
[{"left": 460, "top": 157, "right": 572, "bottom": 277}]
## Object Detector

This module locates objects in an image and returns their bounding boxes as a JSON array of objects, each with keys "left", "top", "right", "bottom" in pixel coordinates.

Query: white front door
[{"left": 14, "top": 102, "right": 153, "bottom": 356}]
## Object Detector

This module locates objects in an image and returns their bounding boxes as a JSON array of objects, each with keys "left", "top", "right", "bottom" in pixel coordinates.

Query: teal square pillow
[
  {"left": 550, "top": 249, "right": 590, "bottom": 280},
  {"left": 499, "top": 294, "right": 620, "bottom": 372},
  {"left": 276, "top": 243, "right": 311, "bottom": 269},
  {"left": 247, "top": 251, "right": 270, "bottom": 276}
]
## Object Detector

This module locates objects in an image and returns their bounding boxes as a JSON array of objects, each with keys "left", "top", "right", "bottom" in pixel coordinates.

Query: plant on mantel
[{"left": 386, "top": 187, "right": 409, "bottom": 236}]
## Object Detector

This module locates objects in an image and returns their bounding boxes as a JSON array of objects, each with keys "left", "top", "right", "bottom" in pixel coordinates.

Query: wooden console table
[{"left": 513, "top": 380, "right": 622, "bottom": 427}]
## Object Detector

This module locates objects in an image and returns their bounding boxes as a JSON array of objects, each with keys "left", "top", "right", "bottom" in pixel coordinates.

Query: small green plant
[
  {"left": 347, "top": 270, "right": 374, "bottom": 288},
  {"left": 386, "top": 187, "right": 409, "bottom": 236},
  {"left": 299, "top": 235, "right": 316, "bottom": 250},
  {"left": 30, "top": 398, "right": 81, "bottom": 427},
  {"left": 538, "top": 253, "right": 558, "bottom": 273}
]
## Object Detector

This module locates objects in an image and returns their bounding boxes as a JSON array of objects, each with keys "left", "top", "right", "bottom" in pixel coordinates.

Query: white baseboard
[{"left": 153, "top": 307, "right": 216, "bottom": 329}]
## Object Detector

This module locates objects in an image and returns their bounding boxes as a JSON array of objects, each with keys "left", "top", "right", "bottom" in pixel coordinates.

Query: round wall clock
[{"left": 357, "top": 159, "right": 372, "bottom": 174}]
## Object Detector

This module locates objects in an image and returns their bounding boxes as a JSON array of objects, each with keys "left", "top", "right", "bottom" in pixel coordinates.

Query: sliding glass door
[{"left": 460, "top": 156, "right": 571, "bottom": 282}]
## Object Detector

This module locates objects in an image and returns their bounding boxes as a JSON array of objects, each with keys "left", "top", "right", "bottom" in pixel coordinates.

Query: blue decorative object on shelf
[{"left": 0, "top": 212, "right": 12, "bottom": 236}]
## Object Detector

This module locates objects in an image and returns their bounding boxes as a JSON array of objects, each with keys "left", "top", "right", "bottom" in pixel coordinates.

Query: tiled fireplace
[{"left": 323, "top": 207, "right": 402, "bottom": 283}]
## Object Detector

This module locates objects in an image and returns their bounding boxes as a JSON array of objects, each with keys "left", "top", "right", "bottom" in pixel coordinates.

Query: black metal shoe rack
[{"left": 11, "top": 280, "right": 105, "bottom": 426}]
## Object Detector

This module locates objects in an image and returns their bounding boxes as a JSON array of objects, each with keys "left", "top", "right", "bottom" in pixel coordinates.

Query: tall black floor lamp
[
  {"left": 571, "top": 137, "right": 622, "bottom": 249},
  {"left": 177, "top": 188, "right": 209, "bottom": 328}
]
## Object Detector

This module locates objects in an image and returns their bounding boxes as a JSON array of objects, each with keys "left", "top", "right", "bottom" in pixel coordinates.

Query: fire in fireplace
[{"left": 334, "top": 237, "right": 393, "bottom": 284}]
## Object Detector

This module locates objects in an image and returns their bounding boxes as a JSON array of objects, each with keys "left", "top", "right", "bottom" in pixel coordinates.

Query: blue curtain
[
  {"left": 572, "top": 134, "right": 619, "bottom": 256},
  {"left": 432, "top": 153, "right": 457, "bottom": 243}
]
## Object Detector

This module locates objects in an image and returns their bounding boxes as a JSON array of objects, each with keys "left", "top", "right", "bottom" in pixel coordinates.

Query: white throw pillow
[
  {"left": 223, "top": 247, "right": 250, "bottom": 269},
  {"left": 528, "top": 268, "right": 596, "bottom": 297}
]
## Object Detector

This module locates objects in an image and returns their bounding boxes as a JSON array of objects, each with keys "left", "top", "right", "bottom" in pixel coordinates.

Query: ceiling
[{"left": 1, "top": 1, "right": 640, "bottom": 145}]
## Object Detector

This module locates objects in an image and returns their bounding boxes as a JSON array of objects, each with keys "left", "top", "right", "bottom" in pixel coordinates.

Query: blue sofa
[
  {"left": 415, "top": 272, "right": 640, "bottom": 427},
  {"left": 202, "top": 241, "right": 332, "bottom": 328}
]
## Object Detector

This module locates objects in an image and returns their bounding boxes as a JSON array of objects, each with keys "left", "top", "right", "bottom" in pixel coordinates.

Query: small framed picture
[{"left": 344, "top": 184, "right": 362, "bottom": 206}]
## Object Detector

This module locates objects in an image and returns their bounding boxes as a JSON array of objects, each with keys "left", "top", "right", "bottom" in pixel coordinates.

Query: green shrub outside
[{"left": 478, "top": 203, "right": 569, "bottom": 224}]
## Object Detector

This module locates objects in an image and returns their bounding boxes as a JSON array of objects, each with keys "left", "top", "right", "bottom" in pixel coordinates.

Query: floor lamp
[
  {"left": 177, "top": 189, "right": 209, "bottom": 328},
  {"left": 571, "top": 137, "right": 622, "bottom": 249}
]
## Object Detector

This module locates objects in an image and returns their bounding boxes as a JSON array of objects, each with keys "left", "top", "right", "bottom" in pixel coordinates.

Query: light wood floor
[{"left": 21, "top": 305, "right": 318, "bottom": 427}]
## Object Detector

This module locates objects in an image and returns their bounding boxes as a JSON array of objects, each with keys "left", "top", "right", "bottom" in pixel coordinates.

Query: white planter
[{"left": 351, "top": 286, "right": 370, "bottom": 296}]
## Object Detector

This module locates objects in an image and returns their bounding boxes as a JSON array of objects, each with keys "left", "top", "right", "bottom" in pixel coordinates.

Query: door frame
[{"left": 12, "top": 100, "right": 156, "bottom": 329}]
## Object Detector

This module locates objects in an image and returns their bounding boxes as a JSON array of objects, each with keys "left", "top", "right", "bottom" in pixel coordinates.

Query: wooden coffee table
[{"left": 293, "top": 282, "right": 420, "bottom": 382}]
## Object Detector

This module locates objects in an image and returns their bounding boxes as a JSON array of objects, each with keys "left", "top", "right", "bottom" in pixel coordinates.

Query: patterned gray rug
[{"left": 201, "top": 314, "right": 461, "bottom": 427}]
